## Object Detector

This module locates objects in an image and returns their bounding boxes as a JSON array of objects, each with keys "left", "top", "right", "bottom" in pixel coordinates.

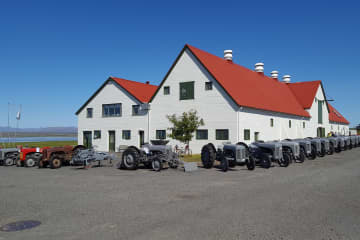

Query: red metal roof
[
  {"left": 327, "top": 103, "right": 349, "bottom": 124},
  {"left": 186, "top": 44, "right": 310, "bottom": 117},
  {"left": 287, "top": 81, "right": 321, "bottom": 109},
  {"left": 110, "top": 77, "right": 158, "bottom": 103}
]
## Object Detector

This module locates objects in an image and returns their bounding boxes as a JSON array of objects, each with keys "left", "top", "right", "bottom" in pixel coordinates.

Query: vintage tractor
[
  {"left": 343, "top": 136, "right": 351, "bottom": 150},
  {"left": 0, "top": 147, "right": 19, "bottom": 166},
  {"left": 201, "top": 142, "right": 255, "bottom": 172},
  {"left": 17, "top": 146, "right": 50, "bottom": 167},
  {"left": 306, "top": 138, "right": 325, "bottom": 157},
  {"left": 286, "top": 138, "right": 313, "bottom": 160},
  {"left": 249, "top": 141, "right": 290, "bottom": 168},
  {"left": 279, "top": 140, "right": 304, "bottom": 163},
  {"left": 119, "top": 140, "right": 180, "bottom": 171},
  {"left": 38, "top": 145, "right": 86, "bottom": 169},
  {"left": 350, "top": 135, "right": 358, "bottom": 148},
  {"left": 71, "top": 148, "right": 113, "bottom": 167}
]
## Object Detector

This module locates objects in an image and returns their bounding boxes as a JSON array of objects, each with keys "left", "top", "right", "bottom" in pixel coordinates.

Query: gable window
[
  {"left": 289, "top": 120, "right": 292, "bottom": 128},
  {"left": 132, "top": 105, "right": 140, "bottom": 116},
  {"left": 196, "top": 130, "right": 208, "bottom": 140},
  {"left": 164, "top": 86, "right": 170, "bottom": 95},
  {"left": 103, "top": 103, "right": 121, "bottom": 117},
  {"left": 216, "top": 129, "right": 229, "bottom": 140},
  {"left": 156, "top": 130, "right": 166, "bottom": 140},
  {"left": 94, "top": 130, "right": 101, "bottom": 139},
  {"left": 205, "top": 82, "right": 213, "bottom": 91},
  {"left": 303, "top": 122, "right": 306, "bottom": 128},
  {"left": 318, "top": 100, "right": 323, "bottom": 124},
  {"left": 122, "top": 130, "right": 131, "bottom": 140},
  {"left": 179, "top": 81, "right": 194, "bottom": 100},
  {"left": 270, "top": 118, "right": 274, "bottom": 127},
  {"left": 244, "top": 129, "right": 250, "bottom": 140},
  {"left": 86, "top": 108, "right": 93, "bottom": 118}
]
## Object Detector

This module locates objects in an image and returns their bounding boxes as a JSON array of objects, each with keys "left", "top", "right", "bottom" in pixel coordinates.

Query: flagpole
[{"left": 7, "top": 102, "right": 10, "bottom": 147}]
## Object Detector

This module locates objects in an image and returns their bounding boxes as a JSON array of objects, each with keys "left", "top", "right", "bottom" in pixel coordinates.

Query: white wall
[
  {"left": 77, "top": 80, "right": 150, "bottom": 151},
  {"left": 329, "top": 122, "right": 350, "bottom": 135},
  {"left": 150, "top": 49, "right": 238, "bottom": 154}
]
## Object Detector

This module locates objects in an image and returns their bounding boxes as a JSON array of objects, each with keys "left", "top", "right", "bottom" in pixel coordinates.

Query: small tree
[{"left": 166, "top": 110, "right": 204, "bottom": 150}]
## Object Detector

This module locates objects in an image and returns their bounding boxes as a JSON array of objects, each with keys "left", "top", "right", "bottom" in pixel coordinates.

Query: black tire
[
  {"left": 328, "top": 143, "right": 334, "bottom": 155},
  {"left": 4, "top": 158, "right": 14, "bottom": 166},
  {"left": 143, "top": 162, "right": 152, "bottom": 169},
  {"left": 221, "top": 155, "right": 229, "bottom": 172},
  {"left": 319, "top": 144, "right": 326, "bottom": 157},
  {"left": 309, "top": 145, "right": 317, "bottom": 160},
  {"left": 16, "top": 159, "right": 23, "bottom": 167},
  {"left": 25, "top": 157, "right": 36, "bottom": 167},
  {"left": 296, "top": 148, "right": 305, "bottom": 163},
  {"left": 152, "top": 158, "right": 162, "bottom": 172},
  {"left": 168, "top": 160, "right": 178, "bottom": 169},
  {"left": 121, "top": 148, "right": 139, "bottom": 170},
  {"left": 201, "top": 144, "right": 216, "bottom": 169},
  {"left": 50, "top": 157, "right": 62, "bottom": 169},
  {"left": 261, "top": 154, "right": 271, "bottom": 169},
  {"left": 335, "top": 143, "right": 341, "bottom": 153},
  {"left": 279, "top": 152, "right": 290, "bottom": 167},
  {"left": 246, "top": 156, "right": 255, "bottom": 170},
  {"left": 38, "top": 160, "right": 45, "bottom": 168}
]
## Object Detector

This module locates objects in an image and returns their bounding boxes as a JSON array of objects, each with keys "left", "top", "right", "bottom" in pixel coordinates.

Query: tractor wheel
[
  {"left": 16, "top": 159, "right": 23, "bottom": 167},
  {"left": 319, "top": 144, "right": 326, "bottom": 157},
  {"left": 38, "top": 160, "right": 45, "bottom": 168},
  {"left": 296, "top": 148, "right": 305, "bottom": 163},
  {"left": 4, "top": 158, "right": 14, "bottom": 166},
  {"left": 221, "top": 155, "right": 229, "bottom": 172},
  {"left": 335, "top": 143, "right": 341, "bottom": 153},
  {"left": 121, "top": 148, "right": 139, "bottom": 170},
  {"left": 260, "top": 154, "right": 271, "bottom": 169},
  {"left": 279, "top": 152, "right": 290, "bottom": 167},
  {"left": 50, "top": 157, "right": 62, "bottom": 169},
  {"left": 201, "top": 144, "right": 215, "bottom": 169},
  {"left": 152, "top": 158, "right": 162, "bottom": 172},
  {"left": 25, "top": 158, "right": 36, "bottom": 167},
  {"left": 143, "top": 162, "right": 152, "bottom": 169},
  {"left": 328, "top": 143, "right": 334, "bottom": 155},
  {"left": 246, "top": 156, "right": 255, "bottom": 171},
  {"left": 309, "top": 146, "right": 317, "bottom": 160},
  {"left": 168, "top": 160, "right": 178, "bottom": 169}
]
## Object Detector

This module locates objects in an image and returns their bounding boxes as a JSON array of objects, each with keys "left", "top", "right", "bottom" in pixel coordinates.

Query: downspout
[
  {"left": 237, "top": 107, "right": 241, "bottom": 143},
  {"left": 147, "top": 105, "right": 150, "bottom": 143}
]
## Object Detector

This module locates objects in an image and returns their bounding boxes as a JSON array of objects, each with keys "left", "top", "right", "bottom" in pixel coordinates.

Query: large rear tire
[
  {"left": 50, "top": 157, "right": 62, "bottom": 169},
  {"left": 201, "top": 144, "right": 216, "bottom": 169},
  {"left": 279, "top": 152, "right": 290, "bottom": 167},
  {"left": 121, "top": 148, "right": 139, "bottom": 170},
  {"left": 4, "top": 158, "right": 14, "bottom": 166}
]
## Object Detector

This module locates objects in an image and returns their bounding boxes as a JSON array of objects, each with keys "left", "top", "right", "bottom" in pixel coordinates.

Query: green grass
[
  {"left": 181, "top": 154, "right": 201, "bottom": 162},
  {"left": 1, "top": 141, "right": 78, "bottom": 148}
]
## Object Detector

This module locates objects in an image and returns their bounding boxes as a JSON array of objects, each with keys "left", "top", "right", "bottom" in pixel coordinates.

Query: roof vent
[
  {"left": 270, "top": 71, "right": 279, "bottom": 79},
  {"left": 254, "top": 63, "right": 264, "bottom": 73},
  {"left": 282, "top": 75, "right": 291, "bottom": 83},
  {"left": 145, "top": 81, "right": 150, "bottom": 84},
  {"left": 224, "top": 50, "right": 232, "bottom": 61}
]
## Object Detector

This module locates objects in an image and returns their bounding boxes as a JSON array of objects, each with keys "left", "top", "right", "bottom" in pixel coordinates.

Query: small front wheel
[
  {"left": 246, "top": 156, "right": 255, "bottom": 171},
  {"left": 279, "top": 152, "right": 290, "bottom": 167},
  {"left": 221, "top": 157, "right": 229, "bottom": 172},
  {"left": 296, "top": 148, "right": 305, "bottom": 163},
  {"left": 260, "top": 154, "right": 271, "bottom": 169},
  {"left": 25, "top": 158, "right": 36, "bottom": 167},
  {"left": 4, "top": 158, "right": 14, "bottom": 166},
  {"left": 152, "top": 158, "right": 162, "bottom": 172},
  {"left": 50, "top": 157, "right": 62, "bottom": 169}
]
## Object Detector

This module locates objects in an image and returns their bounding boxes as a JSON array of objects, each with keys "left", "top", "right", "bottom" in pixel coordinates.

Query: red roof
[
  {"left": 186, "top": 44, "right": 310, "bottom": 117},
  {"left": 110, "top": 77, "right": 158, "bottom": 103},
  {"left": 327, "top": 103, "right": 349, "bottom": 124},
  {"left": 288, "top": 81, "right": 321, "bottom": 109}
]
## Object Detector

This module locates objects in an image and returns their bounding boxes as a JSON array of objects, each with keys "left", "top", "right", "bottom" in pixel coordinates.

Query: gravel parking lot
[{"left": 1, "top": 149, "right": 360, "bottom": 240}]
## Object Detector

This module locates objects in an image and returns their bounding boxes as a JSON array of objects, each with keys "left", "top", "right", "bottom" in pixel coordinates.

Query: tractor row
[{"left": 200, "top": 134, "right": 360, "bottom": 172}]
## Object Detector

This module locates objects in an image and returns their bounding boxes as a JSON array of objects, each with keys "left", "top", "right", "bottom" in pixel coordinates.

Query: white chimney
[
  {"left": 282, "top": 75, "right": 291, "bottom": 83},
  {"left": 270, "top": 70, "right": 279, "bottom": 79},
  {"left": 224, "top": 50, "right": 233, "bottom": 61},
  {"left": 254, "top": 63, "right": 264, "bottom": 73}
]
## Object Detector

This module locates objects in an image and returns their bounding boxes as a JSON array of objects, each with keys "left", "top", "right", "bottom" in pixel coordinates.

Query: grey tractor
[{"left": 0, "top": 148, "right": 19, "bottom": 166}]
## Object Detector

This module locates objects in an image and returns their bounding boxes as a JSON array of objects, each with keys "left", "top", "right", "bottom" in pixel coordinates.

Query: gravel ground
[{"left": 1, "top": 148, "right": 360, "bottom": 240}]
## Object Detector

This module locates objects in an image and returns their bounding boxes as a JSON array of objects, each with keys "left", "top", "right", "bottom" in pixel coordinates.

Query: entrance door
[
  {"left": 83, "top": 131, "right": 92, "bottom": 149},
  {"left": 109, "top": 131, "right": 115, "bottom": 152},
  {"left": 139, "top": 130, "right": 145, "bottom": 147},
  {"left": 317, "top": 127, "right": 325, "bottom": 137}
]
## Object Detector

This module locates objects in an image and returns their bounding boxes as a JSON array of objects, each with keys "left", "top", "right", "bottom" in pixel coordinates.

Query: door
[
  {"left": 109, "top": 131, "right": 115, "bottom": 152},
  {"left": 83, "top": 131, "right": 92, "bottom": 149},
  {"left": 139, "top": 130, "right": 145, "bottom": 147},
  {"left": 254, "top": 132, "right": 260, "bottom": 142}
]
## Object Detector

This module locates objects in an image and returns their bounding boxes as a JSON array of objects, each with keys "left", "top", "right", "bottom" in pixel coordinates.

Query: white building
[{"left": 76, "top": 44, "right": 350, "bottom": 153}]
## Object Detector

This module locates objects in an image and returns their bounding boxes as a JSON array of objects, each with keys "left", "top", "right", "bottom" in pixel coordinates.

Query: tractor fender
[
  {"left": 207, "top": 143, "right": 217, "bottom": 154},
  {"left": 73, "top": 145, "right": 86, "bottom": 152},
  {"left": 127, "top": 146, "right": 141, "bottom": 154},
  {"left": 236, "top": 142, "right": 249, "bottom": 151}
]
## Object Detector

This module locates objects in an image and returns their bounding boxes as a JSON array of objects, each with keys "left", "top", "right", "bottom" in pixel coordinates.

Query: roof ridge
[{"left": 110, "top": 76, "right": 158, "bottom": 87}]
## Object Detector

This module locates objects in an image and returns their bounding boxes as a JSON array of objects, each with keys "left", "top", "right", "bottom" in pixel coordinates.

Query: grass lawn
[
  {"left": 181, "top": 154, "right": 201, "bottom": 162},
  {"left": 1, "top": 141, "right": 78, "bottom": 148}
]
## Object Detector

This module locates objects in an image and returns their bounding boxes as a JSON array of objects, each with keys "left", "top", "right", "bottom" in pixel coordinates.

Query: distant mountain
[{"left": 0, "top": 126, "right": 77, "bottom": 133}]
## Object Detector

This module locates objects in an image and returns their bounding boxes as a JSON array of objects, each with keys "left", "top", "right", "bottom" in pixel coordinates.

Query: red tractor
[
  {"left": 17, "top": 146, "right": 50, "bottom": 167},
  {"left": 38, "top": 145, "right": 85, "bottom": 169}
]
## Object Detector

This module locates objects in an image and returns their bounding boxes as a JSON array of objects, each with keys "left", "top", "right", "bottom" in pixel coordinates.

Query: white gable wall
[
  {"left": 77, "top": 81, "right": 150, "bottom": 151},
  {"left": 150, "top": 49, "right": 238, "bottom": 153}
]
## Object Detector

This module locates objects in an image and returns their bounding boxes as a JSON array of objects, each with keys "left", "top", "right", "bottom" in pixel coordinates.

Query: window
[
  {"left": 132, "top": 105, "right": 140, "bottom": 116},
  {"left": 94, "top": 130, "right": 101, "bottom": 139},
  {"left": 270, "top": 118, "right": 274, "bottom": 127},
  {"left": 102, "top": 103, "right": 121, "bottom": 117},
  {"left": 216, "top": 129, "right": 229, "bottom": 140},
  {"left": 196, "top": 130, "right": 208, "bottom": 140},
  {"left": 254, "top": 132, "right": 259, "bottom": 141},
  {"left": 180, "top": 81, "right": 194, "bottom": 100},
  {"left": 164, "top": 86, "right": 170, "bottom": 95},
  {"left": 86, "top": 108, "right": 93, "bottom": 118},
  {"left": 289, "top": 120, "right": 292, "bottom": 128},
  {"left": 205, "top": 82, "right": 213, "bottom": 91},
  {"left": 122, "top": 130, "right": 131, "bottom": 140},
  {"left": 156, "top": 130, "right": 166, "bottom": 140},
  {"left": 244, "top": 129, "right": 250, "bottom": 140},
  {"left": 318, "top": 100, "right": 323, "bottom": 124},
  {"left": 303, "top": 122, "right": 306, "bottom": 128}
]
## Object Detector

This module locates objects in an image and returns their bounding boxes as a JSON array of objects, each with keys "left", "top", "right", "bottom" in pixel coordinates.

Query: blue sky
[{"left": 0, "top": 0, "right": 359, "bottom": 128}]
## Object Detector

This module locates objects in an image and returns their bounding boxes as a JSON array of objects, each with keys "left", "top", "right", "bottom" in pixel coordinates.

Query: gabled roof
[
  {"left": 75, "top": 77, "right": 157, "bottom": 115},
  {"left": 327, "top": 103, "right": 349, "bottom": 124},
  {"left": 287, "top": 81, "right": 321, "bottom": 109},
  {"left": 184, "top": 44, "right": 310, "bottom": 117}
]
